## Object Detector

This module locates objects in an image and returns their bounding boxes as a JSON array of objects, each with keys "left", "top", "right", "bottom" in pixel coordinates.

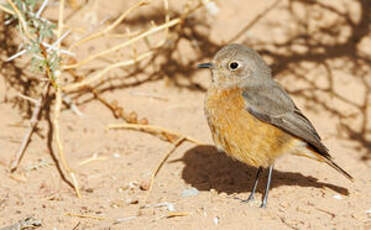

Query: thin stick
[
  {"left": 6, "top": 49, "right": 27, "bottom": 62},
  {"left": 7, "top": 34, "right": 74, "bottom": 62},
  {"left": 54, "top": 76, "right": 83, "bottom": 198},
  {"left": 79, "top": 153, "right": 107, "bottom": 166},
  {"left": 106, "top": 30, "right": 142, "bottom": 39},
  {"left": 65, "top": 213, "right": 105, "bottom": 221},
  {"left": 10, "top": 83, "right": 50, "bottom": 172},
  {"left": 167, "top": 212, "right": 189, "bottom": 217},
  {"left": 68, "top": 0, "right": 149, "bottom": 50},
  {"left": 16, "top": 93, "right": 38, "bottom": 104},
  {"left": 35, "top": 0, "right": 48, "bottom": 18},
  {"left": 57, "top": 0, "right": 65, "bottom": 45},
  {"left": 107, "top": 123, "right": 203, "bottom": 144},
  {"left": 62, "top": 0, "right": 210, "bottom": 93},
  {"left": 45, "top": 30, "right": 72, "bottom": 53},
  {"left": 107, "top": 123, "right": 202, "bottom": 207},
  {"left": 53, "top": 0, "right": 81, "bottom": 198},
  {"left": 6, "top": 0, "right": 33, "bottom": 40},
  {"left": 62, "top": 94, "right": 84, "bottom": 117},
  {"left": 62, "top": 51, "right": 153, "bottom": 92},
  {"left": 154, "top": 0, "right": 170, "bottom": 47},
  {"left": 90, "top": 88, "right": 142, "bottom": 123},
  {"left": 72, "top": 222, "right": 81, "bottom": 230},
  {"left": 113, "top": 216, "right": 137, "bottom": 224},
  {"left": 0, "top": 4, "right": 15, "bottom": 15},
  {"left": 62, "top": 18, "right": 181, "bottom": 70},
  {"left": 141, "top": 137, "right": 186, "bottom": 208}
]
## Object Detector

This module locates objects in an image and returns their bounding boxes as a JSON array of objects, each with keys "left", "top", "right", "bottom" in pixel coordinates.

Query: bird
[{"left": 198, "top": 44, "right": 353, "bottom": 208}]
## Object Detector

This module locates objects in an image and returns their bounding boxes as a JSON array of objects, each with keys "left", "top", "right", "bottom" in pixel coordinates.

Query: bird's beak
[{"left": 197, "top": 62, "right": 214, "bottom": 69}]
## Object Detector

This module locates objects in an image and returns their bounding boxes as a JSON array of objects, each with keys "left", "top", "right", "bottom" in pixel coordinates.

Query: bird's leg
[
  {"left": 260, "top": 165, "right": 273, "bottom": 208},
  {"left": 242, "top": 166, "right": 263, "bottom": 203}
]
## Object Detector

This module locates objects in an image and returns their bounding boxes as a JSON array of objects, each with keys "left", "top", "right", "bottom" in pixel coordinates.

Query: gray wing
[{"left": 242, "top": 83, "right": 331, "bottom": 158}]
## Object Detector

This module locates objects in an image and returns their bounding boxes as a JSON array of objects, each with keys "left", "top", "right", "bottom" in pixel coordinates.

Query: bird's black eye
[{"left": 229, "top": 62, "right": 239, "bottom": 70}]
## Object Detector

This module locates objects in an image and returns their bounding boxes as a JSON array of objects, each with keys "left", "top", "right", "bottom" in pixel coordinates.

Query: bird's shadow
[{"left": 173, "top": 145, "right": 349, "bottom": 196}]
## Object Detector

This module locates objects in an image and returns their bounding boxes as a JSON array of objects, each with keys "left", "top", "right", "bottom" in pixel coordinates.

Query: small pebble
[
  {"left": 148, "top": 202, "right": 176, "bottom": 212},
  {"left": 139, "top": 180, "right": 150, "bottom": 191},
  {"left": 332, "top": 194, "right": 343, "bottom": 200},
  {"left": 182, "top": 188, "right": 200, "bottom": 197},
  {"left": 213, "top": 216, "right": 220, "bottom": 225},
  {"left": 113, "top": 153, "right": 121, "bottom": 158},
  {"left": 128, "top": 182, "right": 138, "bottom": 188},
  {"left": 126, "top": 198, "right": 139, "bottom": 205},
  {"left": 114, "top": 216, "right": 136, "bottom": 224},
  {"left": 203, "top": 0, "right": 219, "bottom": 15},
  {"left": 166, "top": 203, "right": 176, "bottom": 212}
]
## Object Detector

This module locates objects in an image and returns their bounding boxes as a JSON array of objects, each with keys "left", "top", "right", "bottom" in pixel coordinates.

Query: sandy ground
[{"left": 0, "top": 0, "right": 370, "bottom": 229}]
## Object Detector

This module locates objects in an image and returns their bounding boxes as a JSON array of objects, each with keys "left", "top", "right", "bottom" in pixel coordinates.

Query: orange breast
[{"left": 204, "top": 87, "right": 295, "bottom": 167}]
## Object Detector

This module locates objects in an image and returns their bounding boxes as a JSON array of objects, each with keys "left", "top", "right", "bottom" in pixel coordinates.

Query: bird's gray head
[{"left": 198, "top": 44, "right": 272, "bottom": 88}]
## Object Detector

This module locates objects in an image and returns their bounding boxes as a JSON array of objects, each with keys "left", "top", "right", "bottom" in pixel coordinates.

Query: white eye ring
[{"left": 228, "top": 61, "right": 240, "bottom": 71}]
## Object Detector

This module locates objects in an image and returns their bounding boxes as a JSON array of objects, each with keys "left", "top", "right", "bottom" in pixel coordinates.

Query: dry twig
[
  {"left": 107, "top": 123, "right": 202, "bottom": 207},
  {"left": 2, "top": 0, "right": 213, "bottom": 199},
  {"left": 10, "top": 83, "right": 50, "bottom": 172},
  {"left": 65, "top": 212, "right": 105, "bottom": 221},
  {"left": 6, "top": 0, "right": 33, "bottom": 39},
  {"left": 62, "top": 18, "right": 180, "bottom": 70},
  {"left": 68, "top": 0, "right": 149, "bottom": 50},
  {"left": 63, "top": 51, "right": 153, "bottom": 92},
  {"left": 107, "top": 123, "right": 202, "bottom": 144},
  {"left": 0, "top": 3, "right": 14, "bottom": 15},
  {"left": 61, "top": 0, "right": 209, "bottom": 93},
  {"left": 91, "top": 89, "right": 148, "bottom": 124},
  {"left": 53, "top": 0, "right": 82, "bottom": 198},
  {"left": 79, "top": 153, "right": 107, "bottom": 166},
  {"left": 141, "top": 136, "right": 186, "bottom": 207},
  {"left": 167, "top": 212, "right": 189, "bottom": 218}
]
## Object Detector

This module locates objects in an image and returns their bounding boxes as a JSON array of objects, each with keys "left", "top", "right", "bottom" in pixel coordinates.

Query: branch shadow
[
  {"left": 44, "top": 94, "right": 75, "bottom": 190},
  {"left": 176, "top": 145, "right": 349, "bottom": 196},
  {"left": 0, "top": 20, "right": 41, "bottom": 116},
  {"left": 0, "top": 19, "right": 75, "bottom": 190},
  {"left": 68, "top": 9, "right": 221, "bottom": 101}
]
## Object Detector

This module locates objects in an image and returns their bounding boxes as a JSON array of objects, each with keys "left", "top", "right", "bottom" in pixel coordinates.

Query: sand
[{"left": 0, "top": 0, "right": 370, "bottom": 229}]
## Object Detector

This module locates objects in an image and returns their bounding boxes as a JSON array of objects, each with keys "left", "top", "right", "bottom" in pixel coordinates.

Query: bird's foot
[
  {"left": 241, "top": 193, "right": 255, "bottom": 203},
  {"left": 260, "top": 200, "right": 267, "bottom": 208}
]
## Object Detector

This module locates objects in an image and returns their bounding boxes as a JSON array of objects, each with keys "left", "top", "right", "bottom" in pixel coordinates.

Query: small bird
[{"left": 198, "top": 44, "right": 353, "bottom": 208}]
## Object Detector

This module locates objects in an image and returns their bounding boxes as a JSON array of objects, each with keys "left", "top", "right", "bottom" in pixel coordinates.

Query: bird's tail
[
  {"left": 293, "top": 148, "right": 353, "bottom": 182},
  {"left": 321, "top": 156, "right": 353, "bottom": 182}
]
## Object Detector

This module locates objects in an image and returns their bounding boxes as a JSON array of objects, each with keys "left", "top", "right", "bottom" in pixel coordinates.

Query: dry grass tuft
[{"left": 0, "top": 0, "right": 216, "bottom": 198}]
